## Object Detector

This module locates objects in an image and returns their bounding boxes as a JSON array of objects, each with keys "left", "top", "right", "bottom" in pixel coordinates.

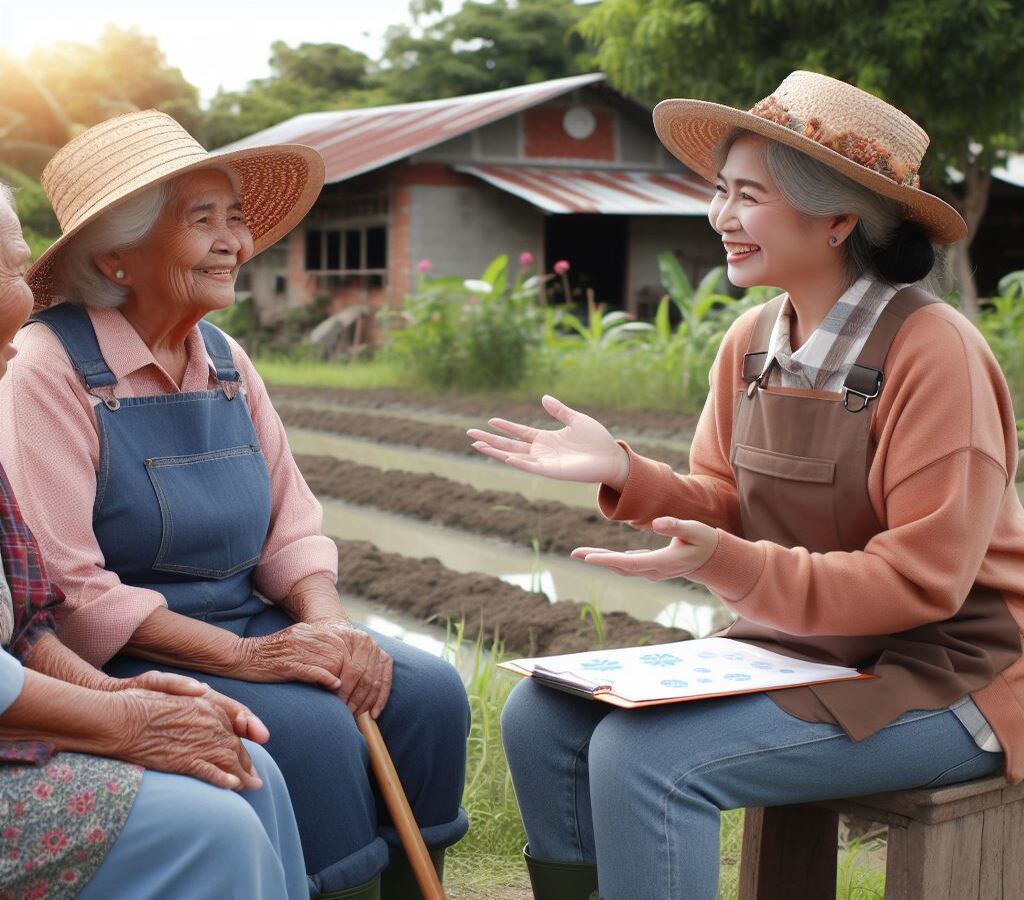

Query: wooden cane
[{"left": 357, "top": 712, "right": 447, "bottom": 900}]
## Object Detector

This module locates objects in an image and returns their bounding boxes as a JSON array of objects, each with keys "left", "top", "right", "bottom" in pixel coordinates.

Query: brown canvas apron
[{"left": 722, "top": 285, "right": 1021, "bottom": 741}]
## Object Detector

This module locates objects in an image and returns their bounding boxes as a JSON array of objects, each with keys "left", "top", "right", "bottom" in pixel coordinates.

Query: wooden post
[
  {"left": 357, "top": 712, "right": 446, "bottom": 900},
  {"left": 738, "top": 805, "right": 839, "bottom": 900}
]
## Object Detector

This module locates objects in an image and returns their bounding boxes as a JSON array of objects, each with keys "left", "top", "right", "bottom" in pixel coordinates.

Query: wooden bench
[{"left": 738, "top": 774, "right": 1024, "bottom": 899}]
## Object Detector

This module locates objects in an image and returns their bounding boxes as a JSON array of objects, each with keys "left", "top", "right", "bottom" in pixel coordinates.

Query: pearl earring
[
  {"left": 829, "top": 236, "right": 839, "bottom": 247},
  {"left": 115, "top": 269, "right": 125, "bottom": 279}
]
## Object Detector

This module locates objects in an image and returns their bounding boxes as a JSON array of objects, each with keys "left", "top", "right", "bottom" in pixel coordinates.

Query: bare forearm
[
  {"left": 0, "top": 668, "right": 119, "bottom": 755},
  {"left": 123, "top": 607, "right": 244, "bottom": 676},
  {"left": 26, "top": 632, "right": 116, "bottom": 692},
  {"left": 277, "top": 573, "right": 349, "bottom": 625}
]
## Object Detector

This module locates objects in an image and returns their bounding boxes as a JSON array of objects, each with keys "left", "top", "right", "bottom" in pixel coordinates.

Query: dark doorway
[{"left": 544, "top": 215, "right": 627, "bottom": 310}]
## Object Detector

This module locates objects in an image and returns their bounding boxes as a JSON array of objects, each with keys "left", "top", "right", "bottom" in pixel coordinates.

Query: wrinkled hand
[
  {"left": 467, "top": 394, "right": 629, "bottom": 488},
  {"left": 111, "top": 689, "right": 262, "bottom": 792},
  {"left": 571, "top": 517, "right": 719, "bottom": 580},
  {"left": 235, "top": 622, "right": 393, "bottom": 719},
  {"left": 117, "top": 671, "right": 269, "bottom": 744}
]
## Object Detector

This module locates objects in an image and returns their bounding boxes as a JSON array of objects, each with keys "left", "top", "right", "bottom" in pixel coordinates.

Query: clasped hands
[{"left": 467, "top": 394, "right": 718, "bottom": 579}]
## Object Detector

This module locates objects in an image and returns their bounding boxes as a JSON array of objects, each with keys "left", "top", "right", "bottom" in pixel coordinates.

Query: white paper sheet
[{"left": 512, "top": 637, "right": 863, "bottom": 702}]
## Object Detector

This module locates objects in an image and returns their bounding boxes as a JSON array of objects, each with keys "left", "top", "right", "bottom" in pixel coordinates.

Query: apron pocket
[
  {"left": 145, "top": 444, "right": 271, "bottom": 579},
  {"left": 732, "top": 444, "right": 840, "bottom": 551}
]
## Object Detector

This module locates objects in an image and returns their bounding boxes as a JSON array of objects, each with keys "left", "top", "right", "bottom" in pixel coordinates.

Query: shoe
[
  {"left": 380, "top": 846, "right": 445, "bottom": 899},
  {"left": 524, "top": 844, "right": 599, "bottom": 900},
  {"left": 319, "top": 875, "right": 381, "bottom": 899}
]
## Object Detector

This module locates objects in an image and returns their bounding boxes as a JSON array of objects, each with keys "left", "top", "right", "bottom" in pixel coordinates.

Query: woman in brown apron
[{"left": 469, "top": 72, "right": 1024, "bottom": 900}]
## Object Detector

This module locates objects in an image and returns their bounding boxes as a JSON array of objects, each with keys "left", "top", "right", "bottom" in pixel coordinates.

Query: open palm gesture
[{"left": 468, "top": 394, "right": 629, "bottom": 489}]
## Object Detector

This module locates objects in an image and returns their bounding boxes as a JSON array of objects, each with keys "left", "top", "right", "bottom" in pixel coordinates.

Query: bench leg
[
  {"left": 885, "top": 800, "right": 1024, "bottom": 900},
  {"left": 738, "top": 805, "right": 839, "bottom": 900}
]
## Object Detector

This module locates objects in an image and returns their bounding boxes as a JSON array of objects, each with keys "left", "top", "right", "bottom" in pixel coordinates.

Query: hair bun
[{"left": 872, "top": 220, "right": 935, "bottom": 283}]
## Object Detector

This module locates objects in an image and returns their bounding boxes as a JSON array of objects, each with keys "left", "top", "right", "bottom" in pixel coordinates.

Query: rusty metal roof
[
  {"left": 216, "top": 73, "right": 609, "bottom": 185},
  {"left": 454, "top": 165, "right": 714, "bottom": 215}
]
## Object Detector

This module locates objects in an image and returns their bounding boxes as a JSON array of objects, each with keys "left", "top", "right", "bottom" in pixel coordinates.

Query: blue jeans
[{"left": 501, "top": 681, "right": 1005, "bottom": 900}]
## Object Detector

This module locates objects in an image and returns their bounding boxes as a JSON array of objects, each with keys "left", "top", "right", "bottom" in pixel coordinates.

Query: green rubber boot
[
  {"left": 380, "top": 846, "right": 445, "bottom": 899},
  {"left": 524, "top": 845, "right": 599, "bottom": 900},
  {"left": 319, "top": 875, "right": 381, "bottom": 900}
]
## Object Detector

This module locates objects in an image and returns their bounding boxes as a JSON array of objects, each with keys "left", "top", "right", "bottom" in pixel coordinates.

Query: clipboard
[{"left": 499, "top": 638, "right": 874, "bottom": 709}]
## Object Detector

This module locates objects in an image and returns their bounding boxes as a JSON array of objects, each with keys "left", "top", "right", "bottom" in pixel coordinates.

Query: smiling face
[
  {"left": 0, "top": 195, "right": 36, "bottom": 380},
  {"left": 113, "top": 168, "right": 254, "bottom": 317},
  {"left": 708, "top": 134, "right": 835, "bottom": 290}
]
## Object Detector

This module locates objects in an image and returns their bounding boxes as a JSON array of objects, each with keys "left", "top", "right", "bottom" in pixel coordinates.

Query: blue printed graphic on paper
[
  {"left": 723, "top": 673, "right": 752, "bottom": 682},
  {"left": 580, "top": 659, "right": 623, "bottom": 673},
  {"left": 660, "top": 679, "right": 689, "bottom": 688},
  {"left": 640, "top": 653, "right": 683, "bottom": 668}
]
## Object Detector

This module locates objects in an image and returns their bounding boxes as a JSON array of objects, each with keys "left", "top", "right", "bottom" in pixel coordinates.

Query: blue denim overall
[{"left": 31, "top": 304, "right": 469, "bottom": 895}]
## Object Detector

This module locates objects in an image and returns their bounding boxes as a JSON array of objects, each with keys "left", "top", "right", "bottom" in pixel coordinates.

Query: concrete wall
[
  {"left": 627, "top": 216, "right": 724, "bottom": 315},
  {"left": 408, "top": 181, "right": 544, "bottom": 280}
]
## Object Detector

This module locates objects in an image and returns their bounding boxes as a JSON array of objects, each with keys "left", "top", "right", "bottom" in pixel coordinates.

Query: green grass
[
  {"left": 254, "top": 355, "right": 408, "bottom": 391},
  {"left": 439, "top": 627, "right": 887, "bottom": 898}
]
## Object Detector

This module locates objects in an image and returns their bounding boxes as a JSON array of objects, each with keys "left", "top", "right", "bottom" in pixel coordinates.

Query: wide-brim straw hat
[
  {"left": 653, "top": 71, "right": 967, "bottom": 244},
  {"left": 27, "top": 109, "right": 325, "bottom": 309}
]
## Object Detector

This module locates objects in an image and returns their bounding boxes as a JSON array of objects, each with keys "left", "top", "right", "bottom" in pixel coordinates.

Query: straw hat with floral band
[
  {"left": 653, "top": 70, "right": 967, "bottom": 245},
  {"left": 26, "top": 109, "right": 325, "bottom": 311}
]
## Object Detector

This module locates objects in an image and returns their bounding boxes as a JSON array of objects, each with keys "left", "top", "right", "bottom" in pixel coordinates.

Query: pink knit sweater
[{"left": 0, "top": 306, "right": 338, "bottom": 667}]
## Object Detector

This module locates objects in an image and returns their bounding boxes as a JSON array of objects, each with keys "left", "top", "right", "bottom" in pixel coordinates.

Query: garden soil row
[
  {"left": 296, "top": 453, "right": 665, "bottom": 555},
  {"left": 333, "top": 538, "right": 691, "bottom": 656},
  {"left": 269, "top": 384, "right": 700, "bottom": 442},
  {"left": 280, "top": 403, "right": 692, "bottom": 473}
]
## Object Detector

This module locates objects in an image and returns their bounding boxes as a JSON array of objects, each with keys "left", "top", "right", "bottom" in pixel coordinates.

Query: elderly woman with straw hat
[
  {"left": 0, "top": 178, "right": 309, "bottom": 899},
  {"left": 471, "top": 72, "right": 1024, "bottom": 899},
  {"left": 0, "top": 112, "right": 469, "bottom": 900}
]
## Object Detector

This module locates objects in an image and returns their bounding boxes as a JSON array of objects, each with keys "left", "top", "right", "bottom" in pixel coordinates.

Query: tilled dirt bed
[
  {"left": 335, "top": 538, "right": 691, "bottom": 656},
  {"left": 279, "top": 402, "right": 692, "bottom": 472},
  {"left": 269, "top": 384, "right": 699, "bottom": 443},
  {"left": 297, "top": 453, "right": 663, "bottom": 555}
]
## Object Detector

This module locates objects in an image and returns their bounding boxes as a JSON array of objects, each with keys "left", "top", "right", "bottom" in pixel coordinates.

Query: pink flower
[
  {"left": 86, "top": 828, "right": 105, "bottom": 845},
  {"left": 60, "top": 869, "right": 80, "bottom": 885},
  {"left": 12, "top": 802, "right": 24, "bottom": 818},
  {"left": 553, "top": 260, "right": 570, "bottom": 275},
  {"left": 33, "top": 783, "right": 53, "bottom": 801},
  {"left": 68, "top": 791, "right": 95, "bottom": 817},
  {"left": 3, "top": 827, "right": 20, "bottom": 840},
  {"left": 519, "top": 251, "right": 534, "bottom": 267},
  {"left": 24, "top": 883, "right": 47, "bottom": 899},
  {"left": 416, "top": 259, "right": 433, "bottom": 273},
  {"left": 42, "top": 828, "right": 67, "bottom": 855},
  {"left": 45, "top": 764, "right": 73, "bottom": 784}
]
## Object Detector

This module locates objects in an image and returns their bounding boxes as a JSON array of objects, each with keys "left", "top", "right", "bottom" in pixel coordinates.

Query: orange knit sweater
[{"left": 599, "top": 301, "right": 1024, "bottom": 783}]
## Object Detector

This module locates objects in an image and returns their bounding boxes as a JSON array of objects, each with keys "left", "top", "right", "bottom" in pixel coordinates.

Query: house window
[{"left": 305, "top": 226, "right": 388, "bottom": 274}]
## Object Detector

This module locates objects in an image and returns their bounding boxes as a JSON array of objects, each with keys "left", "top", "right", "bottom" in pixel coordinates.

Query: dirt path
[
  {"left": 269, "top": 384, "right": 700, "bottom": 443},
  {"left": 278, "top": 402, "right": 692, "bottom": 472},
  {"left": 298, "top": 454, "right": 666, "bottom": 556},
  {"left": 334, "top": 537, "right": 691, "bottom": 655}
]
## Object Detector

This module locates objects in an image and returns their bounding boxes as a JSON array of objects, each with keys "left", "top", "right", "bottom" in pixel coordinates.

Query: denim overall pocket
[{"left": 145, "top": 443, "right": 272, "bottom": 578}]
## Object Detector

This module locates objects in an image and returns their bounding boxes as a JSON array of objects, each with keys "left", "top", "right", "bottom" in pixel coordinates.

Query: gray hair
[
  {"left": 58, "top": 165, "right": 241, "bottom": 308},
  {"left": 715, "top": 130, "right": 944, "bottom": 288}
]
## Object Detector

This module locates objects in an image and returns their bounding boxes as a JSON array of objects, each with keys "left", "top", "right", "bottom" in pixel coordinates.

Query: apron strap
[
  {"left": 26, "top": 304, "right": 121, "bottom": 408},
  {"left": 842, "top": 284, "right": 943, "bottom": 412},
  {"left": 741, "top": 293, "right": 787, "bottom": 382},
  {"left": 197, "top": 320, "right": 241, "bottom": 385}
]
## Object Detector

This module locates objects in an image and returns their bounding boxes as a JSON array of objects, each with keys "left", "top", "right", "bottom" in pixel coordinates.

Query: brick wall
[{"left": 523, "top": 104, "right": 615, "bottom": 161}]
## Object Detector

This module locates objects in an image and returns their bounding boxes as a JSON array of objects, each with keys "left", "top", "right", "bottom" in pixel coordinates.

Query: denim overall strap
[
  {"left": 29, "top": 308, "right": 272, "bottom": 621},
  {"left": 29, "top": 305, "right": 117, "bottom": 391}
]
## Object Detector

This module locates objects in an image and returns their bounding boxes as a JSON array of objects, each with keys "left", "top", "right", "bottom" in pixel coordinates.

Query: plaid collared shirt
[
  {"left": 756, "top": 275, "right": 1001, "bottom": 752},
  {"left": 761, "top": 276, "right": 902, "bottom": 392},
  {"left": 0, "top": 461, "right": 64, "bottom": 765}
]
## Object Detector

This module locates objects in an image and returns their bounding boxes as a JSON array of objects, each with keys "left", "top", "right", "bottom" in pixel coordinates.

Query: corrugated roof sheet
[
  {"left": 216, "top": 73, "right": 608, "bottom": 185},
  {"left": 455, "top": 165, "right": 714, "bottom": 215}
]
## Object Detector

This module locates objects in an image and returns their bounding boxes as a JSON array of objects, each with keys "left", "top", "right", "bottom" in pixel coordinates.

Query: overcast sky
[{"left": 0, "top": 0, "right": 465, "bottom": 102}]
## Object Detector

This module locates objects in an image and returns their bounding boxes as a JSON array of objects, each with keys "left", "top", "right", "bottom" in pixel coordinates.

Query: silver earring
[
  {"left": 115, "top": 269, "right": 125, "bottom": 279},
  {"left": 829, "top": 236, "right": 839, "bottom": 247}
]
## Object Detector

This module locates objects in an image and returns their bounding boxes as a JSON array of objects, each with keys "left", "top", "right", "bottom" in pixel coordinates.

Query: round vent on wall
[{"left": 563, "top": 106, "right": 597, "bottom": 140}]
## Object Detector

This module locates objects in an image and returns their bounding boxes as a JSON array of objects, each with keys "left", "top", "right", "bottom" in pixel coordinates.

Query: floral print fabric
[{"left": 0, "top": 753, "right": 142, "bottom": 900}]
